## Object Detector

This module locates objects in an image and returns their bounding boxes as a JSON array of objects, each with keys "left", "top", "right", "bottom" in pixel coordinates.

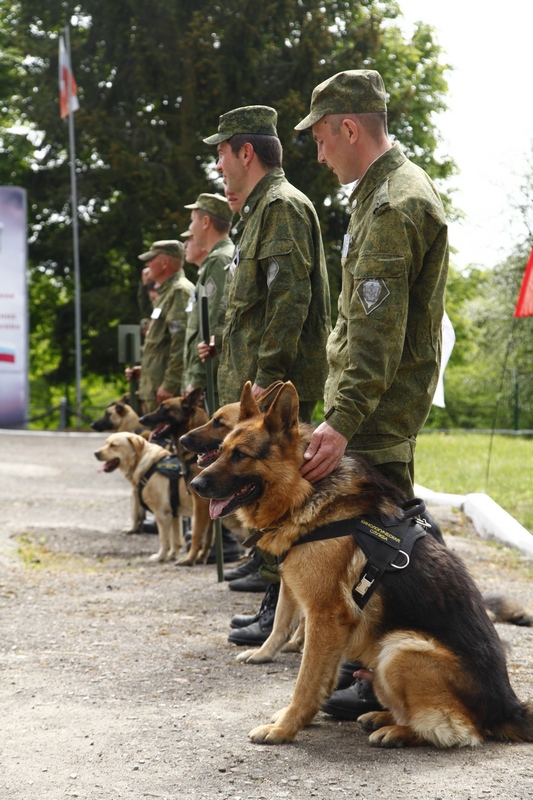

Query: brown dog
[
  {"left": 191, "top": 382, "right": 533, "bottom": 748},
  {"left": 94, "top": 432, "right": 207, "bottom": 562},
  {"left": 140, "top": 390, "right": 246, "bottom": 565},
  {"left": 91, "top": 400, "right": 150, "bottom": 439}
]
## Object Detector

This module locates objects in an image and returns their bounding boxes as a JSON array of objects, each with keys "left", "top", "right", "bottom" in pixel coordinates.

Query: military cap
[
  {"left": 138, "top": 239, "right": 185, "bottom": 262},
  {"left": 180, "top": 230, "right": 193, "bottom": 239},
  {"left": 294, "top": 70, "right": 387, "bottom": 131},
  {"left": 203, "top": 105, "right": 278, "bottom": 145},
  {"left": 184, "top": 192, "right": 233, "bottom": 222}
]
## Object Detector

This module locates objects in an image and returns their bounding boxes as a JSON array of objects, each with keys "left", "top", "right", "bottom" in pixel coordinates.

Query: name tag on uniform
[
  {"left": 342, "top": 234, "right": 351, "bottom": 258},
  {"left": 151, "top": 307, "right": 162, "bottom": 319}
]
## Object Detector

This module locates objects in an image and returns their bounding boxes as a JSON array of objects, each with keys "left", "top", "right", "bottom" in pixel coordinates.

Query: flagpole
[{"left": 64, "top": 23, "right": 82, "bottom": 428}]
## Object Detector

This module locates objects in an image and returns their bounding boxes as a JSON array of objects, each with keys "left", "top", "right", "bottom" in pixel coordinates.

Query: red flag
[
  {"left": 59, "top": 34, "right": 79, "bottom": 119},
  {"left": 514, "top": 245, "right": 533, "bottom": 318}
]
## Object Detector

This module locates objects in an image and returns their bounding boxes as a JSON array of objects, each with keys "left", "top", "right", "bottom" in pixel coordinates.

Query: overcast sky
[{"left": 398, "top": 0, "right": 533, "bottom": 271}]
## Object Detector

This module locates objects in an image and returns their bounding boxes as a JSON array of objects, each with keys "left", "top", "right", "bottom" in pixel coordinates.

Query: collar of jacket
[
  {"left": 240, "top": 167, "right": 286, "bottom": 221},
  {"left": 350, "top": 142, "right": 406, "bottom": 207}
]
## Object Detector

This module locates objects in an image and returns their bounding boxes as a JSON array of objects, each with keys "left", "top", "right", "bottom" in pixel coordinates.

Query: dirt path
[{"left": 0, "top": 431, "right": 532, "bottom": 800}]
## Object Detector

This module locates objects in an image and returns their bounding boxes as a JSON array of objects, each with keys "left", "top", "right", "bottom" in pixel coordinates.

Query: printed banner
[{"left": 0, "top": 187, "right": 28, "bottom": 427}]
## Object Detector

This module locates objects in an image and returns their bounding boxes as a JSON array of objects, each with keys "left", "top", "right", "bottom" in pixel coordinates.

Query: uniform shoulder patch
[
  {"left": 204, "top": 276, "right": 217, "bottom": 300},
  {"left": 267, "top": 257, "right": 279, "bottom": 287},
  {"left": 168, "top": 320, "right": 182, "bottom": 335},
  {"left": 356, "top": 278, "right": 390, "bottom": 314}
]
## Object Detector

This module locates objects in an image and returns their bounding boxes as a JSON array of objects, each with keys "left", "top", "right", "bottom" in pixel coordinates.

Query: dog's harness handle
[
  {"left": 138, "top": 456, "right": 182, "bottom": 518},
  {"left": 277, "top": 498, "right": 429, "bottom": 610}
]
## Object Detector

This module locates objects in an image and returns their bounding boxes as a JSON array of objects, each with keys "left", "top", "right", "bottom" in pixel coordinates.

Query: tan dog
[
  {"left": 94, "top": 432, "right": 212, "bottom": 563},
  {"left": 140, "top": 390, "right": 246, "bottom": 565},
  {"left": 191, "top": 382, "right": 533, "bottom": 749},
  {"left": 91, "top": 401, "right": 150, "bottom": 439}
]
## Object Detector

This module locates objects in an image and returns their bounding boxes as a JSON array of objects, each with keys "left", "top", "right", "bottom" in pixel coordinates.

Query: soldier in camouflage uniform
[
  {"left": 203, "top": 105, "right": 331, "bottom": 424},
  {"left": 126, "top": 240, "right": 194, "bottom": 414},
  {"left": 295, "top": 69, "right": 449, "bottom": 719},
  {"left": 181, "top": 193, "right": 235, "bottom": 406},
  {"left": 296, "top": 70, "right": 449, "bottom": 497}
]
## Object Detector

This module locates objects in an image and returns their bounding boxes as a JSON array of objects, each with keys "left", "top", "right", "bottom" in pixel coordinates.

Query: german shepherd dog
[
  {"left": 91, "top": 400, "right": 151, "bottom": 439},
  {"left": 140, "top": 389, "right": 246, "bottom": 564},
  {"left": 191, "top": 382, "right": 533, "bottom": 748}
]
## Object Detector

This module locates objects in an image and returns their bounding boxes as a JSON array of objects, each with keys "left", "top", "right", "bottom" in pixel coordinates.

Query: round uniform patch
[
  {"left": 168, "top": 320, "right": 182, "bottom": 334},
  {"left": 356, "top": 278, "right": 390, "bottom": 315}
]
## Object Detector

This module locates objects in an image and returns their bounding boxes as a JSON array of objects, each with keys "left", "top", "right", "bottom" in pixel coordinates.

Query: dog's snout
[{"left": 190, "top": 474, "right": 208, "bottom": 497}]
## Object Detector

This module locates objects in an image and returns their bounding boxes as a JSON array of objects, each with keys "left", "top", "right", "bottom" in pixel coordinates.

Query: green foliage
[
  {"left": 1, "top": 0, "right": 454, "bottom": 411},
  {"left": 416, "top": 432, "right": 533, "bottom": 534}
]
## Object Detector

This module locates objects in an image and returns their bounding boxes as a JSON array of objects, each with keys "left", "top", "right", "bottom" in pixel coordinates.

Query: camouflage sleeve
[
  {"left": 253, "top": 200, "right": 314, "bottom": 388},
  {"left": 161, "top": 284, "right": 192, "bottom": 395},
  {"left": 325, "top": 208, "right": 412, "bottom": 439}
]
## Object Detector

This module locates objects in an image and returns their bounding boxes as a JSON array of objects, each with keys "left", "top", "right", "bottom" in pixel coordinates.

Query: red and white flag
[
  {"left": 59, "top": 33, "right": 79, "bottom": 119},
  {"left": 514, "top": 244, "right": 533, "bottom": 318}
]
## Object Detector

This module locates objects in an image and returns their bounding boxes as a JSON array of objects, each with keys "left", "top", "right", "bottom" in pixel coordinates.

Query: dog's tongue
[
  {"left": 97, "top": 463, "right": 107, "bottom": 473},
  {"left": 209, "top": 496, "right": 235, "bottom": 520}
]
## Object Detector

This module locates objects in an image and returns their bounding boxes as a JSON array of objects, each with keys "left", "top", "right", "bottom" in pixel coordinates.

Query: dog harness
[
  {"left": 246, "top": 499, "right": 429, "bottom": 610},
  {"left": 137, "top": 456, "right": 182, "bottom": 518}
]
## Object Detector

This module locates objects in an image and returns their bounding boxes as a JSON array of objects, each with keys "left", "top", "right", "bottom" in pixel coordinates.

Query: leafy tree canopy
[{"left": 0, "top": 0, "right": 454, "bottom": 400}]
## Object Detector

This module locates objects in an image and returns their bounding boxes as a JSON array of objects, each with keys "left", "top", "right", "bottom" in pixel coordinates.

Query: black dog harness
[
  {"left": 246, "top": 499, "right": 429, "bottom": 610},
  {"left": 137, "top": 456, "right": 182, "bottom": 518}
]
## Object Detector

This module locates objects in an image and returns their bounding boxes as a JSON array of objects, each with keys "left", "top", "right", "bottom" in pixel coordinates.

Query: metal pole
[{"left": 65, "top": 24, "right": 82, "bottom": 428}]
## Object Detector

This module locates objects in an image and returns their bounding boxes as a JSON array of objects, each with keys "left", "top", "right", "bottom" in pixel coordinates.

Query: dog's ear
[
  {"left": 264, "top": 382, "right": 299, "bottom": 437},
  {"left": 184, "top": 386, "right": 204, "bottom": 409},
  {"left": 115, "top": 402, "right": 127, "bottom": 417},
  {"left": 127, "top": 433, "right": 145, "bottom": 457},
  {"left": 239, "top": 381, "right": 260, "bottom": 421},
  {"left": 257, "top": 381, "right": 285, "bottom": 413}
]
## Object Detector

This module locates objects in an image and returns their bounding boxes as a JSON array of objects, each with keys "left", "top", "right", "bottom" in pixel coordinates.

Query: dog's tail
[
  {"left": 491, "top": 700, "right": 533, "bottom": 743},
  {"left": 483, "top": 593, "right": 533, "bottom": 627}
]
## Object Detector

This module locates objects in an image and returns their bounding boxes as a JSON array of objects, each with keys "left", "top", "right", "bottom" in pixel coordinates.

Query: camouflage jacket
[
  {"left": 217, "top": 168, "right": 331, "bottom": 405},
  {"left": 324, "top": 143, "right": 449, "bottom": 457},
  {"left": 139, "top": 271, "right": 194, "bottom": 401},
  {"left": 181, "top": 236, "right": 235, "bottom": 392}
]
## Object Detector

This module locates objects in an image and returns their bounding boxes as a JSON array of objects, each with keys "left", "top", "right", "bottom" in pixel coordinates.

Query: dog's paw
[
  {"left": 270, "top": 706, "right": 289, "bottom": 723},
  {"left": 357, "top": 711, "right": 393, "bottom": 732},
  {"left": 368, "top": 725, "right": 418, "bottom": 748},
  {"left": 248, "top": 724, "right": 294, "bottom": 745},
  {"left": 149, "top": 552, "right": 167, "bottom": 562},
  {"left": 236, "top": 649, "right": 273, "bottom": 664},
  {"left": 280, "top": 640, "right": 303, "bottom": 653},
  {"left": 176, "top": 555, "right": 195, "bottom": 567}
]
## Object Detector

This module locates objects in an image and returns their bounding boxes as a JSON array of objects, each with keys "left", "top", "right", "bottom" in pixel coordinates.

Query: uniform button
[
  {"left": 244, "top": 205, "right": 250, "bottom": 214},
  {"left": 352, "top": 199, "right": 358, "bottom": 209}
]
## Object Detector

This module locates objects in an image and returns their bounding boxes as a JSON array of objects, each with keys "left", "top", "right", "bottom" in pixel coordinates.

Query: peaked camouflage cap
[
  {"left": 180, "top": 230, "right": 193, "bottom": 238},
  {"left": 184, "top": 192, "right": 233, "bottom": 222},
  {"left": 138, "top": 239, "right": 185, "bottom": 262},
  {"left": 203, "top": 105, "right": 278, "bottom": 145},
  {"left": 295, "top": 70, "right": 387, "bottom": 131}
]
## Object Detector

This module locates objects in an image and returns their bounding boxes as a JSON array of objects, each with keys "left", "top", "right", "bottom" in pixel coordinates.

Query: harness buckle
[
  {"left": 414, "top": 516, "right": 431, "bottom": 530},
  {"left": 354, "top": 574, "right": 374, "bottom": 597}
]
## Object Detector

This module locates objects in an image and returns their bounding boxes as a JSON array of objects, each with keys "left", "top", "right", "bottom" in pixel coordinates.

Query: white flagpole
[{"left": 64, "top": 23, "right": 82, "bottom": 428}]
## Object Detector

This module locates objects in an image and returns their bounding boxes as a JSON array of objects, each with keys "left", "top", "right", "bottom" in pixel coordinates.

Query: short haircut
[
  {"left": 328, "top": 111, "right": 388, "bottom": 140},
  {"left": 196, "top": 208, "right": 232, "bottom": 235},
  {"left": 228, "top": 133, "right": 283, "bottom": 169}
]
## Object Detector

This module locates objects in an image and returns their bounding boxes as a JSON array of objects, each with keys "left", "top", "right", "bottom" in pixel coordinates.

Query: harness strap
[
  {"left": 138, "top": 456, "right": 182, "bottom": 517},
  {"left": 274, "top": 498, "right": 429, "bottom": 610}
]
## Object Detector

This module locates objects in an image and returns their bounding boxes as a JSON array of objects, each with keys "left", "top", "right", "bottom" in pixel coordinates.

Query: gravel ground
[{"left": 0, "top": 430, "right": 532, "bottom": 800}]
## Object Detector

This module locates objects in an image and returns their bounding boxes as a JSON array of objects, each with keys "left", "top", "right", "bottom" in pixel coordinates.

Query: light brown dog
[
  {"left": 94, "top": 432, "right": 212, "bottom": 563},
  {"left": 91, "top": 401, "right": 150, "bottom": 438},
  {"left": 191, "top": 382, "right": 533, "bottom": 749},
  {"left": 140, "top": 390, "right": 246, "bottom": 565}
]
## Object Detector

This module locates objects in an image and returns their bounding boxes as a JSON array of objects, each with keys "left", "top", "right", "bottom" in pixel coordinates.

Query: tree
[{"left": 1, "top": 0, "right": 454, "bottom": 411}]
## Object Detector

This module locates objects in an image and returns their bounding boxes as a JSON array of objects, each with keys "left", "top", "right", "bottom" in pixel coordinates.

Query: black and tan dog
[
  {"left": 191, "top": 381, "right": 533, "bottom": 748},
  {"left": 91, "top": 400, "right": 151, "bottom": 439},
  {"left": 140, "top": 389, "right": 246, "bottom": 565}
]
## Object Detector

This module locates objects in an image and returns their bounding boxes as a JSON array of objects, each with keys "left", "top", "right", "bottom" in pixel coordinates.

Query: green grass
[{"left": 416, "top": 433, "right": 533, "bottom": 533}]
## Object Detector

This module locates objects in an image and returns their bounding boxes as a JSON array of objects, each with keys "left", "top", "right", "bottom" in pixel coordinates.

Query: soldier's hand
[
  {"left": 125, "top": 365, "right": 141, "bottom": 381},
  {"left": 198, "top": 336, "right": 217, "bottom": 363},
  {"left": 300, "top": 422, "right": 348, "bottom": 483},
  {"left": 156, "top": 386, "right": 174, "bottom": 403}
]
